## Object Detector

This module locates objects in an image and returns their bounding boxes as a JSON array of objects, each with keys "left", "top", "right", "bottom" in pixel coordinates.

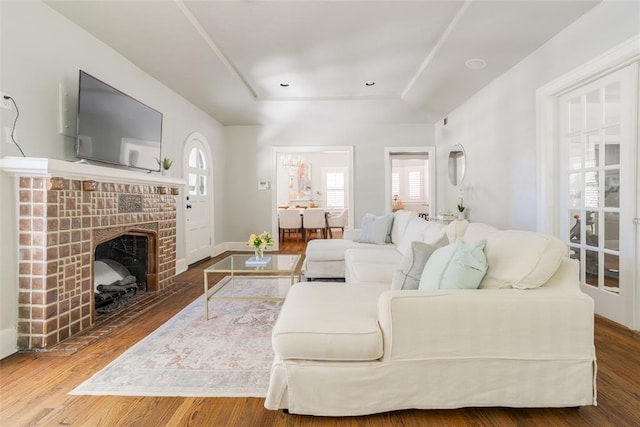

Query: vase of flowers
[{"left": 248, "top": 231, "right": 274, "bottom": 260}]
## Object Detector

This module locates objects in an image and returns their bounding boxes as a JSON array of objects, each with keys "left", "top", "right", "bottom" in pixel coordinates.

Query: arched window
[{"left": 188, "top": 146, "right": 207, "bottom": 196}]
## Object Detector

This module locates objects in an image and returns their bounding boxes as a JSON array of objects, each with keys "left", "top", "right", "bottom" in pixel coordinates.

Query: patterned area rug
[{"left": 70, "top": 276, "right": 289, "bottom": 397}]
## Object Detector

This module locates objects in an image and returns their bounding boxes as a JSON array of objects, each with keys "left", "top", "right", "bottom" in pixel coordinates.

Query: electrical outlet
[{"left": 1, "top": 92, "right": 12, "bottom": 110}]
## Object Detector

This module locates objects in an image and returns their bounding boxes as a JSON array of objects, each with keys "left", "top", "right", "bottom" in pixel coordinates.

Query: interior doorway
[
  {"left": 384, "top": 147, "right": 436, "bottom": 218},
  {"left": 271, "top": 146, "right": 354, "bottom": 249}
]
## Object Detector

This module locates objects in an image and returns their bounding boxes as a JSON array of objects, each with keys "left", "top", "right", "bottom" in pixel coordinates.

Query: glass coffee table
[{"left": 203, "top": 253, "right": 301, "bottom": 320}]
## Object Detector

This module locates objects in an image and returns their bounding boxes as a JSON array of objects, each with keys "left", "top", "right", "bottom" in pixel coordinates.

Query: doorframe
[
  {"left": 182, "top": 132, "right": 214, "bottom": 268},
  {"left": 271, "top": 146, "right": 354, "bottom": 250},
  {"left": 384, "top": 147, "right": 437, "bottom": 218},
  {"left": 536, "top": 34, "right": 640, "bottom": 330}
]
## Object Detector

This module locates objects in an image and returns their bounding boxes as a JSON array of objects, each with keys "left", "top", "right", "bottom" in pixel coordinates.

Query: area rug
[{"left": 70, "top": 276, "right": 290, "bottom": 397}]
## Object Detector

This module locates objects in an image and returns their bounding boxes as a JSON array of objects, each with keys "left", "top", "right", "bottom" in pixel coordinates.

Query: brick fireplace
[{"left": 2, "top": 158, "right": 182, "bottom": 350}]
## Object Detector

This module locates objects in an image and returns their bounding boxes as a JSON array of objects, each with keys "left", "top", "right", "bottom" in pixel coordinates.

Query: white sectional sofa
[
  {"left": 265, "top": 217, "right": 597, "bottom": 416},
  {"left": 303, "top": 210, "right": 441, "bottom": 280}
]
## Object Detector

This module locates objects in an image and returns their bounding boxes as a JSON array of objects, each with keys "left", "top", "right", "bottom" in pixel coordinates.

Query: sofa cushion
[
  {"left": 392, "top": 236, "right": 449, "bottom": 290},
  {"left": 445, "top": 220, "right": 470, "bottom": 242},
  {"left": 345, "top": 248, "right": 404, "bottom": 284},
  {"left": 463, "top": 223, "right": 568, "bottom": 289},
  {"left": 357, "top": 214, "right": 393, "bottom": 245},
  {"left": 397, "top": 217, "right": 448, "bottom": 256},
  {"left": 396, "top": 217, "right": 428, "bottom": 256},
  {"left": 419, "top": 240, "right": 488, "bottom": 290},
  {"left": 305, "top": 238, "right": 367, "bottom": 262},
  {"left": 462, "top": 222, "right": 498, "bottom": 241},
  {"left": 272, "top": 283, "right": 387, "bottom": 361},
  {"left": 423, "top": 221, "right": 448, "bottom": 245},
  {"left": 390, "top": 210, "right": 418, "bottom": 244}
]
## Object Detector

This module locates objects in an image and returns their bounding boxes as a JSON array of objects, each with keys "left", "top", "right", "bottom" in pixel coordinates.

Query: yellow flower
[{"left": 248, "top": 231, "right": 274, "bottom": 249}]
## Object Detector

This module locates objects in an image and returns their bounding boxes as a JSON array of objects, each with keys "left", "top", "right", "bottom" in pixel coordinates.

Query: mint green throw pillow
[{"left": 419, "top": 240, "right": 488, "bottom": 290}]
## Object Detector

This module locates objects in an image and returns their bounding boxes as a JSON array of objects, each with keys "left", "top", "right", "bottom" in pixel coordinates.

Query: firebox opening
[{"left": 94, "top": 234, "right": 149, "bottom": 315}]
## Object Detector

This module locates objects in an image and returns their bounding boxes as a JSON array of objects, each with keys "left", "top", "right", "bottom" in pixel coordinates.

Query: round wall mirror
[{"left": 448, "top": 144, "right": 466, "bottom": 186}]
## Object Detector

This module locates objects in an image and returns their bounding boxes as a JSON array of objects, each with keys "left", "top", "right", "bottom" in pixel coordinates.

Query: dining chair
[
  {"left": 302, "top": 208, "right": 327, "bottom": 241},
  {"left": 278, "top": 209, "right": 303, "bottom": 242},
  {"left": 326, "top": 208, "right": 348, "bottom": 238}
]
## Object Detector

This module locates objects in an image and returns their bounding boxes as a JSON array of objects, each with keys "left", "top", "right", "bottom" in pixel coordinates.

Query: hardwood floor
[{"left": 1, "top": 235, "right": 639, "bottom": 426}]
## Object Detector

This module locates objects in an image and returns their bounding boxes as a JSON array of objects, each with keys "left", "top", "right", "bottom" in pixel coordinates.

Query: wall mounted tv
[{"left": 76, "top": 70, "right": 163, "bottom": 172}]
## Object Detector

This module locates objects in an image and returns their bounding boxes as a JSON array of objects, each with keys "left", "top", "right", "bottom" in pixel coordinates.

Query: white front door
[
  {"left": 558, "top": 64, "right": 638, "bottom": 327},
  {"left": 184, "top": 135, "right": 213, "bottom": 265}
]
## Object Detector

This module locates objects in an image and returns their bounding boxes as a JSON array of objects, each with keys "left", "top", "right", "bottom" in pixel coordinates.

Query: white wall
[
  {"left": 223, "top": 124, "right": 434, "bottom": 242},
  {"left": 0, "top": 1, "right": 224, "bottom": 359},
  {"left": 435, "top": 0, "right": 640, "bottom": 231}
]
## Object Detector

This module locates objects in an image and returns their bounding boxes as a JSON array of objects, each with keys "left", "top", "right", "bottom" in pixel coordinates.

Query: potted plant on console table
[{"left": 457, "top": 188, "right": 466, "bottom": 220}]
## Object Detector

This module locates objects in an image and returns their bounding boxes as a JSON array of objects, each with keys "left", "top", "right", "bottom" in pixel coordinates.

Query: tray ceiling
[{"left": 45, "top": 0, "right": 601, "bottom": 125}]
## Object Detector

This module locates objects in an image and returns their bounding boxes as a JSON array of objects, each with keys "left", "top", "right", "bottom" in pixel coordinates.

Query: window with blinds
[
  {"left": 325, "top": 171, "right": 345, "bottom": 209},
  {"left": 408, "top": 171, "right": 422, "bottom": 200},
  {"left": 391, "top": 160, "right": 427, "bottom": 203},
  {"left": 392, "top": 173, "right": 400, "bottom": 198}
]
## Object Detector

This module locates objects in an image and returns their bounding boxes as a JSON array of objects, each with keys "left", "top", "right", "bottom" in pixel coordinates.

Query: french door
[{"left": 558, "top": 64, "right": 638, "bottom": 327}]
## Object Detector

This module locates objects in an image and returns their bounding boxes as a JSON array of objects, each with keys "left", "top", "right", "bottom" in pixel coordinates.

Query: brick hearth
[{"left": 15, "top": 175, "right": 179, "bottom": 350}]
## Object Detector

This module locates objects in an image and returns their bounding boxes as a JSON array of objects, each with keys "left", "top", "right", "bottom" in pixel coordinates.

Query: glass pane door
[{"left": 559, "top": 64, "right": 637, "bottom": 327}]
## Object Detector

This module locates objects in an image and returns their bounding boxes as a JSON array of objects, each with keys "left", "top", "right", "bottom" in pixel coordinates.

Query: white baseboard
[
  {"left": 221, "top": 242, "right": 277, "bottom": 253},
  {"left": 175, "top": 258, "right": 188, "bottom": 275},
  {"left": 212, "top": 243, "right": 228, "bottom": 257},
  {"left": 224, "top": 242, "right": 251, "bottom": 252},
  {"left": 0, "top": 328, "right": 17, "bottom": 360}
]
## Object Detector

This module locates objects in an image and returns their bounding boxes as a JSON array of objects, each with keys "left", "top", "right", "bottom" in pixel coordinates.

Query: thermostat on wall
[{"left": 258, "top": 181, "right": 270, "bottom": 190}]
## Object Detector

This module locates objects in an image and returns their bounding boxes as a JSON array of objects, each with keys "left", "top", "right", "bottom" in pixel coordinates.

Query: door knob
[{"left": 186, "top": 204, "right": 192, "bottom": 209}]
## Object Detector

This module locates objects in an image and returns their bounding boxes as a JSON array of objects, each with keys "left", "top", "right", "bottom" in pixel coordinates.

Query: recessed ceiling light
[
  {"left": 364, "top": 81, "right": 376, "bottom": 87},
  {"left": 465, "top": 58, "right": 487, "bottom": 70},
  {"left": 280, "top": 83, "right": 290, "bottom": 87}
]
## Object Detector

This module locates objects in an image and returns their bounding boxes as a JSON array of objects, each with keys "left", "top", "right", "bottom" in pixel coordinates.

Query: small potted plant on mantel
[{"left": 157, "top": 157, "right": 173, "bottom": 176}]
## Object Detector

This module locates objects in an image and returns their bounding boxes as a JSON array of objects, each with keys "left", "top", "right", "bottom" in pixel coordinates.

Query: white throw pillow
[
  {"left": 419, "top": 240, "right": 488, "bottom": 291},
  {"left": 462, "top": 223, "right": 568, "bottom": 289},
  {"left": 357, "top": 214, "right": 392, "bottom": 245},
  {"left": 390, "top": 210, "right": 419, "bottom": 244},
  {"left": 397, "top": 217, "right": 430, "bottom": 257}
]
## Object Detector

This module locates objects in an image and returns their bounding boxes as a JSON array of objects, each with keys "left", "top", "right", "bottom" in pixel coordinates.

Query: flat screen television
[{"left": 76, "top": 70, "right": 163, "bottom": 172}]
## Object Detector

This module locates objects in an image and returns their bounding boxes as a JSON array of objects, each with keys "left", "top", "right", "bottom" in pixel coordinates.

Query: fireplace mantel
[{"left": 0, "top": 156, "right": 185, "bottom": 186}]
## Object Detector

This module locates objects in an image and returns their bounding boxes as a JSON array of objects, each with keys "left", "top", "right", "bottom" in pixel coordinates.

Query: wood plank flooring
[{"left": 1, "top": 236, "right": 639, "bottom": 426}]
